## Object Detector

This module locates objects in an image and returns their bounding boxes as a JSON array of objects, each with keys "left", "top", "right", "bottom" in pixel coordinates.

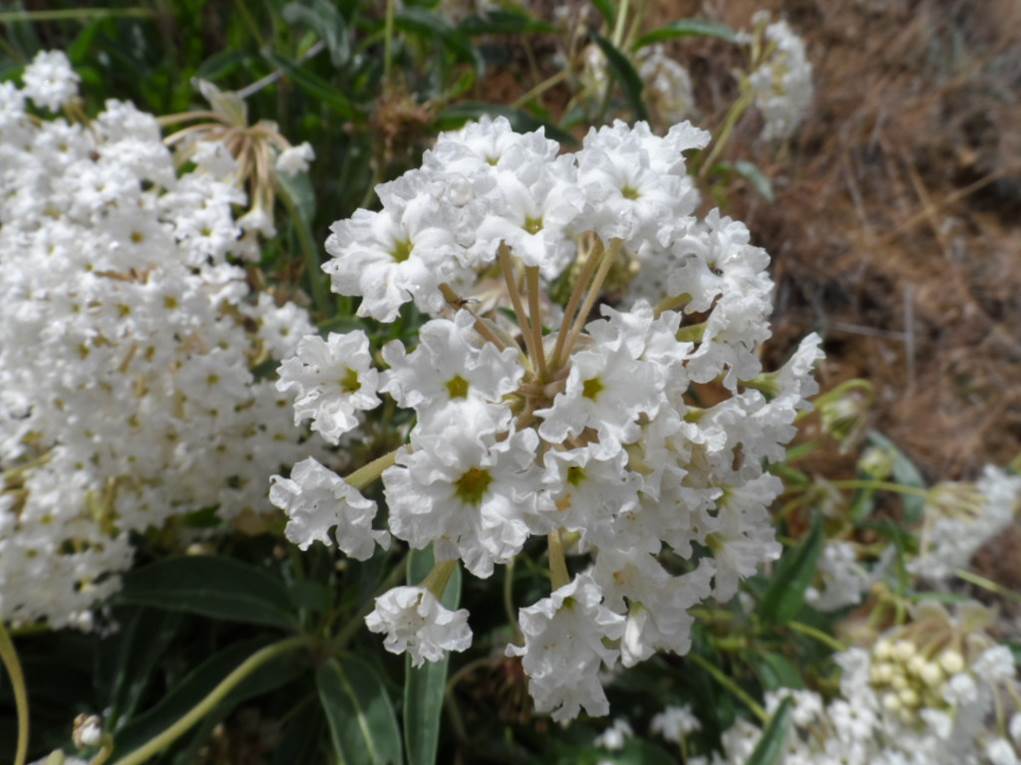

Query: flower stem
[
  {"left": 550, "top": 237, "right": 604, "bottom": 370},
  {"left": 512, "top": 69, "right": 570, "bottom": 109},
  {"left": 698, "top": 90, "right": 754, "bottom": 180},
  {"left": 110, "top": 636, "right": 312, "bottom": 765},
  {"left": 277, "top": 177, "right": 330, "bottom": 315},
  {"left": 344, "top": 449, "right": 399, "bottom": 490},
  {"left": 547, "top": 530, "right": 571, "bottom": 590},
  {"left": 557, "top": 238, "right": 621, "bottom": 366},
  {"left": 499, "top": 246, "right": 539, "bottom": 368},
  {"left": 525, "top": 266, "right": 548, "bottom": 380},
  {"left": 687, "top": 653, "right": 767, "bottom": 723},
  {"left": 422, "top": 559, "right": 458, "bottom": 600},
  {"left": 788, "top": 621, "right": 847, "bottom": 652},
  {"left": 0, "top": 621, "right": 28, "bottom": 765},
  {"left": 383, "top": 0, "right": 397, "bottom": 87}
]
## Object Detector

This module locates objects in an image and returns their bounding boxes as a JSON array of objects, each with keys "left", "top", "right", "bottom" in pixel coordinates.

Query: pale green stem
[
  {"left": 344, "top": 449, "right": 399, "bottom": 490},
  {"left": 421, "top": 560, "right": 458, "bottom": 600},
  {"left": 547, "top": 530, "right": 571, "bottom": 590},
  {"left": 788, "top": 621, "right": 847, "bottom": 652},
  {"left": 556, "top": 238, "right": 621, "bottom": 367},
  {"left": 654, "top": 292, "right": 691, "bottom": 317},
  {"left": 503, "top": 557, "right": 521, "bottom": 641},
  {"left": 512, "top": 69, "right": 570, "bottom": 109},
  {"left": 550, "top": 238, "right": 604, "bottom": 371},
  {"left": 0, "top": 621, "right": 28, "bottom": 765},
  {"left": 0, "top": 7, "right": 153, "bottom": 22},
  {"left": 611, "top": 0, "right": 630, "bottom": 47},
  {"left": 687, "top": 653, "right": 767, "bottom": 723},
  {"left": 110, "top": 636, "right": 312, "bottom": 765},
  {"left": 276, "top": 178, "right": 329, "bottom": 314},
  {"left": 698, "top": 90, "right": 754, "bottom": 180},
  {"left": 383, "top": 0, "right": 397, "bottom": 86},
  {"left": 525, "top": 266, "right": 548, "bottom": 380},
  {"left": 828, "top": 480, "right": 929, "bottom": 499},
  {"left": 955, "top": 570, "right": 1021, "bottom": 605},
  {"left": 499, "top": 246, "right": 540, "bottom": 369}
]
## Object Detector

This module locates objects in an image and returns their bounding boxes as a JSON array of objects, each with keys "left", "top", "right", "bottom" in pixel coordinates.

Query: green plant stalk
[
  {"left": 698, "top": 90, "right": 754, "bottom": 180},
  {"left": 110, "top": 636, "right": 312, "bottom": 765},
  {"left": 0, "top": 7, "right": 153, "bottom": 22},
  {"left": 276, "top": 180, "right": 330, "bottom": 315},
  {"left": 688, "top": 653, "right": 767, "bottom": 722},
  {"left": 383, "top": 0, "right": 397, "bottom": 86},
  {"left": 788, "top": 621, "right": 847, "bottom": 652},
  {"left": 0, "top": 621, "right": 28, "bottom": 765},
  {"left": 611, "top": 0, "right": 630, "bottom": 47},
  {"left": 547, "top": 530, "right": 571, "bottom": 590},
  {"left": 955, "top": 569, "right": 1021, "bottom": 604},
  {"left": 345, "top": 449, "right": 399, "bottom": 490}
]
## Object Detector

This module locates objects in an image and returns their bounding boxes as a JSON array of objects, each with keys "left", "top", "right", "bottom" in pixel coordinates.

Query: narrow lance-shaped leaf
[
  {"left": 593, "top": 34, "right": 648, "bottom": 121},
  {"left": 317, "top": 656, "right": 402, "bottom": 765},
  {"left": 758, "top": 515, "right": 824, "bottom": 625},
  {"left": 117, "top": 556, "right": 299, "bottom": 630},
  {"left": 868, "top": 431, "right": 927, "bottom": 523},
  {"left": 745, "top": 697, "right": 793, "bottom": 765},
  {"left": 404, "top": 548, "right": 462, "bottom": 765},
  {"left": 635, "top": 19, "right": 739, "bottom": 49}
]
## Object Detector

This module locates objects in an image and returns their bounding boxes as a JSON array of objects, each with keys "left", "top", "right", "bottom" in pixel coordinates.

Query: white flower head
[
  {"left": 365, "top": 585, "right": 472, "bottom": 666},
  {"left": 23, "top": 50, "right": 80, "bottom": 111},
  {"left": 269, "top": 457, "right": 388, "bottom": 560},
  {"left": 276, "top": 330, "right": 381, "bottom": 443},
  {"left": 507, "top": 572, "right": 625, "bottom": 723},
  {"left": 276, "top": 142, "right": 315, "bottom": 176}
]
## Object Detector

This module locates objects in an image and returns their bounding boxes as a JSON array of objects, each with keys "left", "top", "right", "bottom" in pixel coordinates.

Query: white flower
[
  {"left": 594, "top": 550, "right": 712, "bottom": 666},
  {"left": 986, "top": 739, "right": 1020, "bottom": 765},
  {"left": 365, "top": 585, "right": 472, "bottom": 666},
  {"left": 23, "top": 50, "right": 79, "bottom": 111},
  {"left": 324, "top": 177, "right": 463, "bottom": 321},
  {"left": 638, "top": 46, "right": 697, "bottom": 127},
  {"left": 381, "top": 310, "right": 523, "bottom": 430},
  {"left": 594, "top": 718, "right": 633, "bottom": 750},
  {"left": 269, "top": 457, "right": 388, "bottom": 560},
  {"left": 806, "top": 540, "right": 872, "bottom": 612},
  {"left": 746, "top": 16, "right": 813, "bottom": 141},
  {"left": 507, "top": 573, "right": 626, "bottom": 723},
  {"left": 384, "top": 420, "right": 546, "bottom": 578},
  {"left": 276, "top": 331, "right": 381, "bottom": 444},
  {"left": 650, "top": 704, "right": 701, "bottom": 744},
  {"left": 276, "top": 142, "right": 315, "bottom": 176}
]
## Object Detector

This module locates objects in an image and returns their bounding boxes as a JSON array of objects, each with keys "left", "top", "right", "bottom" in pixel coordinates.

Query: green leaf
[
  {"left": 317, "top": 656, "right": 402, "bottom": 765},
  {"left": 745, "top": 697, "right": 792, "bottom": 765},
  {"left": 101, "top": 608, "right": 183, "bottom": 729},
  {"left": 635, "top": 19, "right": 739, "bottom": 49},
  {"left": 118, "top": 556, "right": 299, "bottom": 630},
  {"left": 263, "top": 51, "right": 356, "bottom": 119},
  {"left": 593, "top": 34, "right": 648, "bottom": 121},
  {"left": 404, "top": 548, "right": 462, "bottom": 765},
  {"left": 867, "top": 431, "right": 927, "bottom": 523},
  {"left": 752, "top": 652, "right": 804, "bottom": 690},
  {"left": 283, "top": 0, "right": 351, "bottom": 65},
  {"left": 590, "top": 0, "right": 616, "bottom": 26},
  {"left": 721, "top": 160, "right": 775, "bottom": 202},
  {"left": 395, "top": 8, "right": 478, "bottom": 67},
  {"left": 758, "top": 516, "right": 824, "bottom": 625},
  {"left": 458, "top": 10, "right": 554, "bottom": 36},
  {"left": 436, "top": 101, "right": 577, "bottom": 145}
]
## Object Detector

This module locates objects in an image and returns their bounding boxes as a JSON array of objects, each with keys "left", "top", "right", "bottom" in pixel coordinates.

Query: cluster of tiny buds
[{"left": 870, "top": 637, "right": 963, "bottom": 722}]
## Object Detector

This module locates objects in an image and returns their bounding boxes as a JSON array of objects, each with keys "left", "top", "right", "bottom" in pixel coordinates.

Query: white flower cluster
[
  {"left": 271, "top": 115, "right": 823, "bottom": 722},
  {"left": 703, "top": 603, "right": 1021, "bottom": 765},
  {"left": 805, "top": 540, "right": 875, "bottom": 612},
  {"left": 744, "top": 12, "right": 814, "bottom": 141},
  {"left": 910, "top": 466, "right": 1021, "bottom": 582},
  {"left": 0, "top": 53, "right": 317, "bottom": 628},
  {"left": 638, "top": 45, "right": 697, "bottom": 128}
]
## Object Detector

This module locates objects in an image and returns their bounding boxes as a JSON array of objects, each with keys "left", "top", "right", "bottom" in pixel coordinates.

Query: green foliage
[{"left": 317, "top": 657, "right": 402, "bottom": 765}]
